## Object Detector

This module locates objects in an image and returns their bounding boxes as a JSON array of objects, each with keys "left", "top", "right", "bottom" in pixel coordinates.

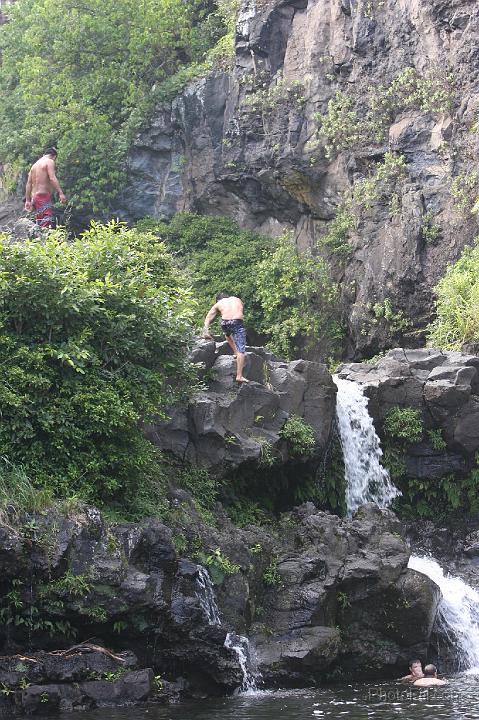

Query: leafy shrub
[
  {"left": 138, "top": 214, "right": 342, "bottom": 360},
  {"left": 0, "top": 0, "right": 229, "bottom": 211},
  {"left": 317, "top": 67, "right": 454, "bottom": 157},
  {"left": 280, "top": 416, "right": 316, "bottom": 457},
  {"left": 427, "top": 237, "right": 479, "bottom": 349},
  {"left": 195, "top": 547, "right": 240, "bottom": 585},
  {"left": 263, "top": 558, "right": 283, "bottom": 587},
  {"left": 255, "top": 234, "right": 342, "bottom": 358},
  {"left": 0, "top": 222, "right": 195, "bottom": 511},
  {"left": 383, "top": 407, "right": 423, "bottom": 443},
  {"left": 428, "top": 429, "right": 447, "bottom": 451}
]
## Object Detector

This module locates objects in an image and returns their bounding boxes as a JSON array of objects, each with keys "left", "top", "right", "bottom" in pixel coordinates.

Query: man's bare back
[
  {"left": 25, "top": 150, "right": 66, "bottom": 211},
  {"left": 215, "top": 296, "right": 244, "bottom": 320}
]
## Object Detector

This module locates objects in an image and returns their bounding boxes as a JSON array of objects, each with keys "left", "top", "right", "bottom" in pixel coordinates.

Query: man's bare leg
[
  {"left": 236, "top": 352, "right": 248, "bottom": 383},
  {"left": 225, "top": 335, "right": 237, "bottom": 357}
]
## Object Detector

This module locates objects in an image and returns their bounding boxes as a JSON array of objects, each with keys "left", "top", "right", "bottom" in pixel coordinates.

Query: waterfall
[
  {"left": 224, "top": 632, "right": 258, "bottom": 693},
  {"left": 334, "top": 377, "right": 400, "bottom": 516},
  {"left": 408, "top": 555, "right": 479, "bottom": 672},
  {"left": 195, "top": 565, "right": 221, "bottom": 626}
]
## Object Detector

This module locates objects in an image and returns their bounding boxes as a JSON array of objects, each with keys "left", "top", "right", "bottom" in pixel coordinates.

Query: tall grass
[{"left": 0, "top": 458, "right": 53, "bottom": 513}]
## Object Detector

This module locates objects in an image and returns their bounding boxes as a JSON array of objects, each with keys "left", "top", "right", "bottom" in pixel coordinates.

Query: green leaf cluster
[
  {"left": 383, "top": 407, "right": 423, "bottom": 444},
  {"left": 0, "top": 0, "right": 229, "bottom": 211},
  {"left": 280, "top": 415, "right": 316, "bottom": 458},
  {"left": 427, "top": 237, "right": 479, "bottom": 349},
  {"left": 136, "top": 213, "right": 342, "bottom": 360},
  {"left": 0, "top": 222, "right": 196, "bottom": 510}
]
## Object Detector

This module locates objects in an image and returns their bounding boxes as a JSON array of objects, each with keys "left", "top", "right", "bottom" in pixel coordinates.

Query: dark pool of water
[{"left": 58, "top": 675, "right": 479, "bottom": 720}]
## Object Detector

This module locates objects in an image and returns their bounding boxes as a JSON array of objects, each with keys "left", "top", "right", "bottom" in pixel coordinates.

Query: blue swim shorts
[{"left": 221, "top": 319, "right": 246, "bottom": 354}]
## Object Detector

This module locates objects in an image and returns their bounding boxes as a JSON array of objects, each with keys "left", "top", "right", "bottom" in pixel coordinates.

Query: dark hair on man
[
  {"left": 44, "top": 147, "right": 58, "bottom": 158},
  {"left": 409, "top": 659, "right": 421, "bottom": 668},
  {"left": 216, "top": 293, "right": 230, "bottom": 302},
  {"left": 424, "top": 664, "right": 437, "bottom": 677}
]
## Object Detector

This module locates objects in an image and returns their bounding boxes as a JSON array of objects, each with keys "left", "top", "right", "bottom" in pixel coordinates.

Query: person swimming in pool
[{"left": 202, "top": 293, "right": 248, "bottom": 383}]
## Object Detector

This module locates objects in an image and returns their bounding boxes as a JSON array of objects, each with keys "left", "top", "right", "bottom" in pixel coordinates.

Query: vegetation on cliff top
[
  {"left": 137, "top": 212, "right": 342, "bottom": 359},
  {"left": 0, "top": 0, "right": 233, "bottom": 211}
]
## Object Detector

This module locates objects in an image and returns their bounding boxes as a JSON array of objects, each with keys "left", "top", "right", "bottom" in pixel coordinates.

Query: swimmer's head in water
[{"left": 424, "top": 664, "right": 437, "bottom": 677}]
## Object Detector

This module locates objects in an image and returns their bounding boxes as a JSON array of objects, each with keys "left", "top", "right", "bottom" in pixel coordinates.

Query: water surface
[{"left": 58, "top": 676, "right": 479, "bottom": 720}]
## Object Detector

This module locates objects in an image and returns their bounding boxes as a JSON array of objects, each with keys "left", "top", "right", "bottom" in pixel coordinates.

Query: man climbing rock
[
  {"left": 203, "top": 293, "right": 249, "bottom": 383},
  {"left": 24, "top": 147, "right": 67, "bottom": 229}
]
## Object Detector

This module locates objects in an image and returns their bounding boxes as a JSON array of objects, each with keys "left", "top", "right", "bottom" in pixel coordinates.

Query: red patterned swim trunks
[{"left": 32, "top": 192, "right": 55, "bottom": 229}]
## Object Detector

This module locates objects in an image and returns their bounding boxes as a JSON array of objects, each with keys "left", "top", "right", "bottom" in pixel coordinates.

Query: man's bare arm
[
  {"left": 24, "top": 171, "right": 33, "bottom": 210},
  {"left": 203, "top": 304, "right": 218, "bottom": 338},
  {"left": 47, "top": 160, "right": 67, "bottom": 203}
]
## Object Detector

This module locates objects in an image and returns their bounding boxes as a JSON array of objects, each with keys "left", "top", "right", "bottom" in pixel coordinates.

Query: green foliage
[
  {"left": 195, "top": 547, "right": 240, "bottom": 585},
  {"left": 226, "top": 499, "right": 272, "bottom": 527},
  {"left": 316, "top": 432, "right": 347, "bottom": 515},
  {"left": 176, "top": 465, "right": 218, "bottom": 522},
  {"left": 317, "top": 68, "right": 454, "bottom": 157},
  {"left": 139, "top": 213, "right": 342, "bottom": 360},
  {"left": 421, "top": 210, "right": 441, "bottom": 244},
  {"left": 449, "top": 171, "right": 479, "bottom": 217},
  {"left": 255, "top": 234, "right": 342, "bottom": 358},
  {"left": 45, "top": 571, "right": 91, "bottom": 598},
  {"left": 280, "top": 416, "right": 316, "bottom": 457},
  {"left": 351, "top": 153, "right": 408, "bottom": 215},
  {"left": 136, "top": 213, "right": 273, "bottom": 332},
  {"left": 427, "top": 237, "right": 479, "bottom": 349},
  {"left": 372, "top": 297, "right": 412, "bottom": 334},
  {"left": 336, "top": 591, "right": 351, "bottom": 610},
  {"left": 262, "top": 558, "right": 283, "bottom": 587},
  {"left": 0, "top": 459, "right": 53, "bottom": 514},
  {"left": 383, "top": 407, "right": 423, "bottom": 444},
  {"left": 317, "top": 205, "right": 354, "bottom": 257},
  {"left": 0, "top": 223, "right": 195, "bottom": 512},
  {"left": 428, "top": 429, "right": 447, "bottom": 451},
  {"left": 394, "top": 470, "right": 479, "bottom": 520},
  {"left": 244, "top": 78, "right": 305, "bottom": 113},
  {"left": 0, "top": 0, "right": 229, "bottom": 211}
]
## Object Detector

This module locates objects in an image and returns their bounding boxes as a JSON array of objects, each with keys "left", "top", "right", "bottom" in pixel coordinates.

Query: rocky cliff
[
  {"left": 0, "top": 502, "right": 439, "bottom": 714},
  {"left": 123, "top": 0, "right": 479, "bottom": 358}
]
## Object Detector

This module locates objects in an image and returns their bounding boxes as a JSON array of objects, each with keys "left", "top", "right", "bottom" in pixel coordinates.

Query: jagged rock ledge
[
  {"left": 0, "top": 501, "right": 439, "bottom": 715},
  {"left": 145, "top": 338, "right": 337, "bottom": 471}
]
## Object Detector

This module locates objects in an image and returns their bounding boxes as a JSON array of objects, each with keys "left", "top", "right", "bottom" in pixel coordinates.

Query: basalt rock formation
[
  {"left": 145, "top": 338, "right": 337, "bottom": 473},
  {"left": 121, "top": 0, "right": 479, "bottom": 358},
  {"left": 338, "top": 347, "right": 479, "bottom": 478},
  {"left": 0, "top": 502, "right": 439, "bottom": 714}
]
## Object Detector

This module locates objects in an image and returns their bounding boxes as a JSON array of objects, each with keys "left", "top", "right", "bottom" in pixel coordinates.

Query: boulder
[{"left": 145, "top": 340, "right": 337, "bottom": 471}]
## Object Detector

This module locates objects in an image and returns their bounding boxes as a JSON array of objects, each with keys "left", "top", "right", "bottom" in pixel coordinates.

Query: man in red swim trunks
[{"left": 24, "top": 147, "right": 67, "bottom": 229}]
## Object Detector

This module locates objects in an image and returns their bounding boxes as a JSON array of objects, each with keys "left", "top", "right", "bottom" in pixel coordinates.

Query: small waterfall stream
[
  {"left": 334, "top": 377, "right": 400, "bottom": 516},
  {"left": 224, "top": 632, "right": 258, "bottom": 693},
  {"left": 195, "top": 565, "right": 221, "bottom": 626},
  {"left": 408, "top": 555, "right": 479, "bottom": 673}
]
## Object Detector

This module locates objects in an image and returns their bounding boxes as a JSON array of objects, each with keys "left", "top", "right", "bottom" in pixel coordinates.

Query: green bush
[
  {"left": 138, "top": 213, "right": 342, "bottom": 360},
  {"left": 280, "top": 416, "right": 316, "bottom": 457},
  {"left": 0, "top": 0, "right": 229, "bottom": 211},
  {"left": 383, "top": 407, "right": 423, "bottom": 443},
  {"left": 255, "top": 234, "right": 342, "bottom": 359},
  {"left": 427, "top": 237, "right": 479, "bottom": 349},
  {"left": 0, "top": 222, "right": 196, "bottom": 510}
]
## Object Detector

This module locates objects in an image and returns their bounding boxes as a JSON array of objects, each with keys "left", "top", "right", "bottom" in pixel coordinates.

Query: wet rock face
[
  {"left": 253, "top": 504, "right": 439, "bottom": 684},
  {"left": 145, "top": 339, "right": 337, "bottom": 471},
  {"left": 338, "top": 347, "right": 479, "bottom": 460},
  {"left": 120, "top": 0, "right": 479, "bottom": 358},
  {"left": 0, "top": 502, "right": 439, "bottom": 706}
]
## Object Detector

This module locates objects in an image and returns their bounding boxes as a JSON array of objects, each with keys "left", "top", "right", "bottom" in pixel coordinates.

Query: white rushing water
[
  {"left": 196, "top": 565, "right": 221, "bottom": 626},
  {"left": 408, "top": 555, "right": 479, "bottom": 673},
  {"left": 334, "top": 377, "right": 400, "bottom": 516},
  {"left": 224, "top": 632, "right": 258, "bottom": 693}
]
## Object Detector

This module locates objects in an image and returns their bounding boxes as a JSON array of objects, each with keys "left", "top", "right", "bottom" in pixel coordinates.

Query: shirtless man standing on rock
[
  {"left": 24, "top": 147, "right": 67, "bottom": 229},
  {"left": 203, "top": 293, "right": 249, "bottom": 383}
]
